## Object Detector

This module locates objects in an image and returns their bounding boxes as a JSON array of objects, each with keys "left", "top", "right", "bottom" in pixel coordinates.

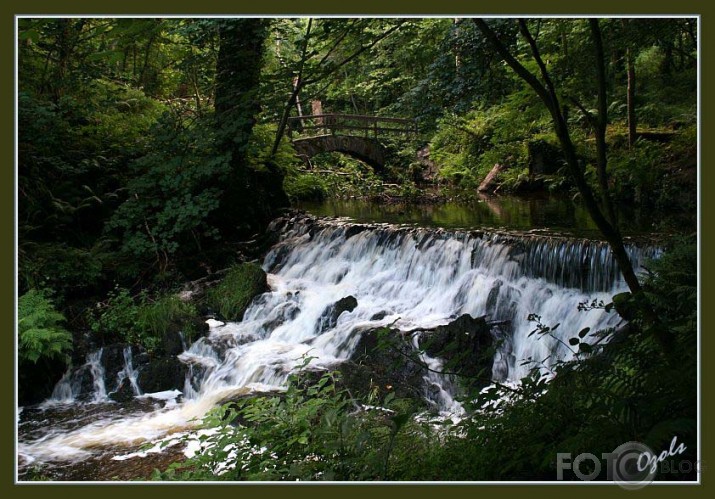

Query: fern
[{"left": 18, "top": 289, "right": 73, "bottom": 364}]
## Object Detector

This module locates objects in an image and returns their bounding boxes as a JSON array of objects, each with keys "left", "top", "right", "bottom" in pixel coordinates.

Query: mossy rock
[{"left": 205, "top": 263, "right": 269, "bottom": 321}]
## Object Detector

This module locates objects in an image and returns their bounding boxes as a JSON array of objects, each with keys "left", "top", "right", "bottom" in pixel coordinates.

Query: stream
[{"left": 17, "top": 197, "right": 661, "bottom": 481}]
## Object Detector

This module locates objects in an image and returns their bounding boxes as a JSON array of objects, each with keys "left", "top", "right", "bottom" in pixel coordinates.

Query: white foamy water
[{"left": 18, "top": 216, "right": 658, "bottom": 467}]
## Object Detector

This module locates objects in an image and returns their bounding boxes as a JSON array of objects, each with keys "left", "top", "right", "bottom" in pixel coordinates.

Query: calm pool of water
[{"left": 296, "top": 194, "right": 656, "bottom": 238}]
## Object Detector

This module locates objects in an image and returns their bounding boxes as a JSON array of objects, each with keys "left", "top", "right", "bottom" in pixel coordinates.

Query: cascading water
[
  {"left": 18, "top": 215, "right": 660, "bottom": 469},
  {"left": 45, "top": 349, "right": 108, "bottom": 405},
  {"left": 113, "top": 346, "right": 142, "bottom": 397}
]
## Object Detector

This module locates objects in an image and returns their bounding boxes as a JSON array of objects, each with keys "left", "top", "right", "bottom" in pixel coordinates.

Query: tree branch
[
  {"left": 517, "top": 19, "right": 557, "bottom": 98},
  {"left": 271, "top": 18, "right": 313, "bottom": 157},
  {"left": 567, "top": 96, "right": 596, "bottom": 128},
  {"left": 472, "top": 19, "right": 553, "bottom": 109},
  {"left": 302, "top": 21, "right": 406, "bottom": 86},
  {"left": 314, "top": 19, "right": 358, "bottom": 68},
  {"left": 272, "top": 20, "right": 405, "bottom": 157}
]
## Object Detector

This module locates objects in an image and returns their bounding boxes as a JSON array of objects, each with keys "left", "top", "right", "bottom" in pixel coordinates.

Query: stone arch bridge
[{"left": 287, "top": 114, "right": 417, "bottom": 171}]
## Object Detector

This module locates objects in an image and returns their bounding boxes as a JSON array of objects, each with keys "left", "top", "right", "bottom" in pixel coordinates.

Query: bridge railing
[{"left": 287, "top": 114, "right": 418, "bottom": 140}]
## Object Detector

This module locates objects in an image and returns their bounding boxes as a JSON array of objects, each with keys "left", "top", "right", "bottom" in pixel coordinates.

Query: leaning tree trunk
[
  {"left": 471, "top": 19, "right": 678, "bottom": 354},
  {"left": 473, "top": 18, "right": 643, "bottom": 296}
]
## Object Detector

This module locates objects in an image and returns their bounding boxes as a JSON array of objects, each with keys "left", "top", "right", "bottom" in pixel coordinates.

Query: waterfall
[
  {"left": 412, "top": 332, "right": 465, "bottom": 419},
  {"left": 45, "top": 348, "right": 108, "bottom": 405},
  {"left": 113, "top": 346, "right": 142, "bottom": 397},
  {"left": 20, "top": 215, "right": 659, "bottom": 465},
  {"left": 87, "top": 350, "right": 108, "bottom": 402}
]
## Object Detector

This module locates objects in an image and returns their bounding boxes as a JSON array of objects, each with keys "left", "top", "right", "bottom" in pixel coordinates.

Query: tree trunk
[
  {"left": 214, "top": 19, "right": 287, "bottom": 238},
  {"left": 138, "top": 26, "right": 159, "bottom": 94},
  {"left": 589, "top": 19, "right": 618, "bottom": 228},
  {"left": 271, "top": 19, "right": 312, "bottom": 158},
  {"left": 626, "top": 47, "right": 637, "bottom": 148},
  {"left": 52, "top": 19, "right": 85, "bottom": 102},
  {"left": 475, "top": 21, "right": 680, "bottom": 354},
  {"left": 622, "top": 20, "right": 637, "bottom": 148}
]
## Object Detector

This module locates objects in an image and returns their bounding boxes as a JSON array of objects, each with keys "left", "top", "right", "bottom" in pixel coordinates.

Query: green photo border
[{"left": 2, "top": 1, "right": 707, "bottom": 498}]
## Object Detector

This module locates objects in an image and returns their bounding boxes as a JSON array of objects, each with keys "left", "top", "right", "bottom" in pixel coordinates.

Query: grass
[{"left": 205, "top": 263, "right": 268, "bottom": 321}]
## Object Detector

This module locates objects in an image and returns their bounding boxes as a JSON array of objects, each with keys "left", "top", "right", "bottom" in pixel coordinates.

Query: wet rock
[
  {"left": 420, "top": 314, "right": 494, "bottom": 390},
  {"left": 262, "top": 301, "right": 301, "bottom": 333},
  {"left": 336, "top": 315, "right": 496, "bottom": 404},
  {"left": 137, "top": 357, "right": 188, "bottom": 394},
  {"left": 163, "top": 330, "right": 186, "bottom": 357},
  {"left": 134, "top": 352, "right": 151, "bottom": 366},
  {"left": 109, "top": 378, "right": 136, "bottom": 403},
  {"left": 370, "top": 311, "right": 389, "bottom": 321},
  {"left": 339, "top": 328, "right": 426, "bottom": 403},
  {"left": 345, "top": 225, "right": 369, "bottom": 239},
  {"left": 100, "top": 344, "right": 138, "bottom": 384},
  {"left": 316, "top": 296, "right": 358, "bottom": 333},
  {"left": 72, "top": 364, "right": 98, "bottom": 402},
  {"left": 158, "top": 315, "right": 208, "bottom": 357}
]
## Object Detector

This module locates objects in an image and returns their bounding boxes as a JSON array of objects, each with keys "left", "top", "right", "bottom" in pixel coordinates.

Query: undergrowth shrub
[
  {"left": 88, "top": 287, "right": 197, "bottom": 352},
  {"left": 18, "top": 289, "right": 73, "bottom": 364}
]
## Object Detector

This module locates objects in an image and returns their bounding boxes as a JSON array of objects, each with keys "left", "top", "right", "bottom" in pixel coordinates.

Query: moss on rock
[{"left": 205, "top": 263, "right": 269, "bottom": 321}]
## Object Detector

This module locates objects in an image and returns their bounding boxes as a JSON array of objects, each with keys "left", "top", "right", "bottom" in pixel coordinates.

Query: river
[{"left": 16, "top": 196, "right": 661, "bottom": 481}]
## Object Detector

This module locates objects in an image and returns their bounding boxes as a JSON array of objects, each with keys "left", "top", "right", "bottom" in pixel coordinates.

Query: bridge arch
[
  {"left": 291, "top": 135, "right": 386, "bottom": 171},
  {"left": 287, "top": 114, "right": 417, "bottom": 171}
]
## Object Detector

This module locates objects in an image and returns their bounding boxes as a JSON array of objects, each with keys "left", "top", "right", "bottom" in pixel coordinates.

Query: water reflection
[{"left": 296, "top": 194, "right": 653, "bottom": 237}]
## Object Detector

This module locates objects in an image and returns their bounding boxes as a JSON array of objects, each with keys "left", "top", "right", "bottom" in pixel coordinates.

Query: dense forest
[{"left": 17, "top": 17, "right": 697, "bottom": 483}]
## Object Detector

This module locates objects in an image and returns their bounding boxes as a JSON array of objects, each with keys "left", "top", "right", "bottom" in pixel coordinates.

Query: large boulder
[
  {"left": 316, "top": 296, "right": 358, "bottom": 334},
  {"left": 136, "top": 356, "right": 188, "bottom": 394},
  {"left": 100, "top": 344, "right": 141, "bottom": 387},
  {"left": 204, "top": 263, "right": 269, "bottom": 321},
  {"left": 338, "top": 314, "right": 496, "bottom": 405},
  {"left": 71, "top": 364, "right": 101, "bottom": 402},
  {"left": 339, "top": 327, "right": 427, "bottom": 403},
  {"left": 109, "top": 378, "right": 137, "bottom": 402},
  {"left": 420, "top": 314, "right": 495, "bottom": 391},
  {"left": 161, "top": 316, "right": 207, "bottom": 357}
]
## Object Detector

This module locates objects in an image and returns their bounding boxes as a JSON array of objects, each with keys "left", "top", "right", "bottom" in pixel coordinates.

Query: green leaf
[
  {"left": 383, "top": 392, "right": 396, "bottom": 406},
  {"left": 568, "top": 337, "right": 580, "bottom": 346},
  {"left": 578, "top": 327, "right": 591, "bottom": 339}
]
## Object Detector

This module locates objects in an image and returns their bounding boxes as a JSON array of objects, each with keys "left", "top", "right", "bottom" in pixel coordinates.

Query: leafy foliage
[
  {"left": 429, "top": 95, "right": 548, "bottom": 190},
  {"left": 156, "top": 362, "right": 438, "bottom": 481},
  {"left": 106, "top": 111, "right": 230, "bottom": 274},
  {"left": 88, "top": 287, "right": 197, "bottom": 352},
  {"left": 18, "top": 290, "right": 73, "bottom": 364},
  {"left": 283, "top": 173, "right": 327, "bottom": 201}
]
